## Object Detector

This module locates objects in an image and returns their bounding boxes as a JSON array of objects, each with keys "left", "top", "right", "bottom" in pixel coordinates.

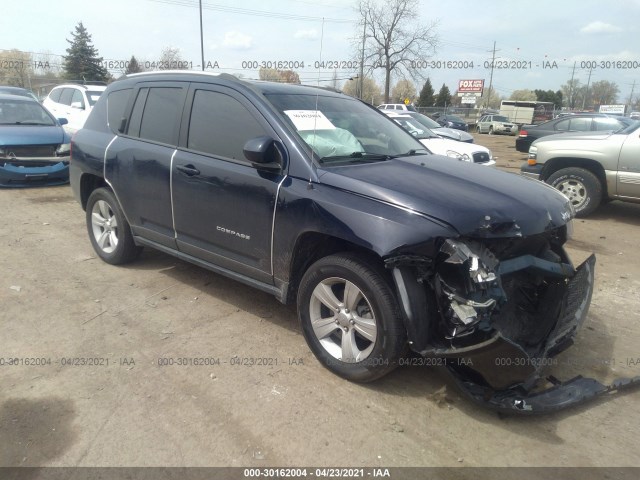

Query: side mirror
[
  {"left": 243, "top": 136, "right": 282, "bottom": 170},
  {"left": 71, "top": 101, "right": 84, "bottom": 109},
  {"left": 58, "top": 118, "right": 69, "bottom": 126}
]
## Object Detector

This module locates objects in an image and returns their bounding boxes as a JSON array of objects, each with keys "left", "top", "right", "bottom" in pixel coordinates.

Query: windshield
[
  {"left": 407, "top": 112, "right": 441, "bottom": 129},
  {"left": 86, "top": 90, "right": 103, "bottom": 107},
  {"left": 618, "top": 121, "right": 640, "bottom": 135},
  {"left": 0, "top": 98, "right": 56, "bottom": 126},
  {"left": 391, "top": 117, "right": 439, "bottom": 139},
  {"left": 443, "top": 115, "right": 465, "bottom": 123},
  {"left": 264, "top": 93, "right": 427, "bottom": 164},
  {"left": 493, "top": 115, "right": 509, "bottom": 122}
]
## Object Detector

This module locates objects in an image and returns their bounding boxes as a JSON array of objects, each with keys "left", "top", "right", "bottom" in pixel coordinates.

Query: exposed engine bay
[{"left": 387, "top": 229, "right": 639, "bottom": 413}]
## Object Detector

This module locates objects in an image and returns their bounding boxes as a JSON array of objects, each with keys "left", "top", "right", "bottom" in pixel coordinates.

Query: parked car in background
[
  {"left": 383, "top": 110, "right": 474, "bottom": 143},
  {"left": 385, "top": 112, "right": 493, "bottom": 165},
  {"left": 521, "top": 121, "right": 640, "bottom": 216},
  {"left": 43, "top": 83, "right": 107, "bottom": 132},
  {"left": 0, "top": 94, "right": 71, "bottom": 187},
  {"left": 377, "top": 103, "right": 417, "bottom": 112},
  {"left": 0, "top": 86, "right": 39, "bottom": 102},
  {"left": 516, "top": 114, "right": 633, "bottom": 153},
  {"left": 630, "top": 111, "right": 640, "bottom": 120},
  {"left": 68, "top": 71, "right": 622, "bottom": 413},
  {"left": 435, "top": 114, "right": 468, "bottom": 131},
  {"left": 476, "top": 114, "right": 518, "bottom": 135}
]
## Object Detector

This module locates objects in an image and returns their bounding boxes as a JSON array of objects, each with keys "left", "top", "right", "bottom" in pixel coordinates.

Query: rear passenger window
[
  {"left": 71, "top": 89, "right": 85, "bottom": 108},
  {"left": 187, "top": 90, "right": 267, "bottom": 161},
  {"left": 138, "top": 87, "right": 183, "bottom": 145},
  {"left": 107, "top": 89, "right": 132, "bottom": 134},
  {"left": 568, "top": 118, "right": 591, "bottom": 131},
  {"left": 59, "top": 88, "right": 74, "bottom": 106}
]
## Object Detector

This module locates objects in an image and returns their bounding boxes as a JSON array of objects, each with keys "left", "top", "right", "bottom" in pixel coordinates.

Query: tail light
[{"left": 519, "top": 129, "right": 528, "bottom": 137}]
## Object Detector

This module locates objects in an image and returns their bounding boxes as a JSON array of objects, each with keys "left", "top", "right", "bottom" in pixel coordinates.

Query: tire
[
  {"left": 476, "top": 125, "right": 482, "bottom": 133},
  {"left": 86, "top": 188, "right": 142, "bottom": 264},
  {"left": 547, "top": 167, "right": 602, "bottom": 217},
  {"left": 297, "top": 253, "right": 406, "bottom": 383},
  {"left": 488, "top": 126, "right": 494, "bottom": 135}
]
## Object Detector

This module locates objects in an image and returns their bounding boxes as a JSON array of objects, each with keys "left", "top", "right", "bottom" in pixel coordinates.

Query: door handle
[{"left": 176, "top": 164, "right": 201, "bottom": 176}]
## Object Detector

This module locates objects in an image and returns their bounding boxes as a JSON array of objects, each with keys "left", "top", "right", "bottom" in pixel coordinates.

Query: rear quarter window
[
  {"left": 48, "top": 88, "right": 63, "bottom": 103},
  {"left": 107, "top": 89, "right": 132, "bottom": 134}
]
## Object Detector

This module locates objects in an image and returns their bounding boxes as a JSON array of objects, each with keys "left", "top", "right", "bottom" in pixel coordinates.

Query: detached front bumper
[
  {"left": 0, "top": 157, "right": 70, "bottom": 187},
  {"left": 441, "top": 255, "right": 640, "bottom": 413}
]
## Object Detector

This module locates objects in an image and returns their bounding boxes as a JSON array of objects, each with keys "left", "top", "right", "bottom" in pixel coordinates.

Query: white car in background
[
  {"left": 385, "top": 112, "right": 495, "bottom": 166},
  {"left": 383, "top": 110, "right": 475, "bottom": 143},
  {"left": 43, "top": 84, "right": 107, "bottom": 133}
]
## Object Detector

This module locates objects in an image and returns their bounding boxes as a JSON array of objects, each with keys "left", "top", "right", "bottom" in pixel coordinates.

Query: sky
[{"left": 2, "top": 0, "right": 639, "bottom": 103}]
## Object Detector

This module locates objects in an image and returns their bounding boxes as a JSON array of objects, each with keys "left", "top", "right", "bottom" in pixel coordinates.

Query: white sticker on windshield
[{"left": 284, "top": 110, "right": 336, "bottom": 131}]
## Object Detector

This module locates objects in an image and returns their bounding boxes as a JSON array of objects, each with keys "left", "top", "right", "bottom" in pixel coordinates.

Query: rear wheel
[
  {"left": 86, "top": 188, "right": 142, "bottom": 264},
  {"left": 488, "top": 126, "right": 494, "bottom": 135},
  {"left": 547, "top": 167, "right": 602, "bottom": 217},
  {"left": 297, "top": 253, "right": 406, "bottom": 383}
]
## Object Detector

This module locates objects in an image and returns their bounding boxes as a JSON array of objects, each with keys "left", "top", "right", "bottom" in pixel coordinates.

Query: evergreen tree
[
  {"left": 416, "top": 78, "right": 435, "bottom": 107},
  {"left": 434, "top": 83, "right": 451, "bottom": 107},
  {"left": 63, "top": 22, "right": 109, "bottom": 82},
  {"left": 125, "top": 55, "right": 143, "bottom": 74}
]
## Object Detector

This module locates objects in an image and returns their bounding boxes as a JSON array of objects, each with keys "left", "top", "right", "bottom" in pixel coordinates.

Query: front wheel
[
  {"left": 547, "top": 167, "right": 602, "bottom": 217},
  {"left": 488, "top": 126, "right": 494, "bottom": 135},
  {"left": 86, "top": 188, "right": 142, "bottom": 264},
  {"left": 297, "top": 253, "right": 406, "bottom": 383}
]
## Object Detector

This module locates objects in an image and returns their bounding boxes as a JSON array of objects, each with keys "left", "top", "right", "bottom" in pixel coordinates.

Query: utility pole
[
  {"left": 568, "top": 61, "right": 576, "bottom": 109},
  {"left": 582, "top": 67, "right": 593, "bottom": 110},
  {"left": 628, "top": 80, "right": 636, "bottom": 113},
  {"left": 486, "top": 41, "right": 498, "bottom": 109},
  {"left": 358, "top": 17, "right": 367, "bottom": 99},
  {"left": 199, "top": 0, "right": 205, "bottom": 71}
]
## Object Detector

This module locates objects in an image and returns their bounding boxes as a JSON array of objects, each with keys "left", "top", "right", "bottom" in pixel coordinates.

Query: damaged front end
[{"left": 387, "top": 231, "right": 639, "bottom": 414}]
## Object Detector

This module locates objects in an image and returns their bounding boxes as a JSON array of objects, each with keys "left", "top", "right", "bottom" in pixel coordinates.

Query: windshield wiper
[
  {"left": 12, "top": 121, "right": 52, "bottom": 126},
  {"left": 320, "top": 152, "right": 391, "bottom": 163},
  {"left": 393, "top": 149, "right": 429, "bottom": 157}
]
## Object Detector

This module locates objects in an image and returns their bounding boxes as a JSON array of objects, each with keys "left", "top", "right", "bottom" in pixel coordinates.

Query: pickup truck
[
  {"left": 69, "top": 72, "right": 638, "bottom": 413},
  {"left": 521, "top": 122, "right": 640, "bottom": 216}
]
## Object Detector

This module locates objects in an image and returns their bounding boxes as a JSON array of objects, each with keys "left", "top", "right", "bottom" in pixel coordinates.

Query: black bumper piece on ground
[
  {"left": 447, "top": 368, "right": 640, "bottom": 414},
  {"left": 441, "top": 254, "right": 639, "bottom": 413}
]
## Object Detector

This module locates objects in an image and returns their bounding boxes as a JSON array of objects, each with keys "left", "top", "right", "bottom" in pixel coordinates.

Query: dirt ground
[{"left": 1, "top": 133, "right": 639, "bottom": 470}]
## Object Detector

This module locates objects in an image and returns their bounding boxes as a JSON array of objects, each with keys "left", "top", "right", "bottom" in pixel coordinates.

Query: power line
[{"left": 146, "top": 0, "right": 351, "bottom": 23}]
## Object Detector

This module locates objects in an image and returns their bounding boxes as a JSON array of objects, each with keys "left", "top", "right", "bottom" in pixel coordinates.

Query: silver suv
[{"left": 521, "top": 122, "right": 640, "bottom": 216}]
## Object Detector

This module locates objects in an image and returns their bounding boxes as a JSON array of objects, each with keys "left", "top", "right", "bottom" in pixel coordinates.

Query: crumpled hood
[
  {"left": 317, "top": 154, "right": 572, "bottom": 237},
  {"left": 0, "top": 125, "right": 69, "bottom": 147}
]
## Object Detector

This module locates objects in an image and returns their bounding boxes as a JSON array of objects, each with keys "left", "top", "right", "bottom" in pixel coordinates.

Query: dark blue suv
[{"left": 70, "top": 72, "right": 635, "bottom": 413}]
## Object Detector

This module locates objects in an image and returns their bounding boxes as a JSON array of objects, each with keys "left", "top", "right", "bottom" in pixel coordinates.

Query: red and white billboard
[{"left": 458, "top": 79, "right": 484, "bottom": 96}]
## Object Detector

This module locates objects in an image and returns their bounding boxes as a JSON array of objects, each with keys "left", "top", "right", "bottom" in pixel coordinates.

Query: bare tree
[
  {"left": 258, "top": 68, "right": 300, "bottom": 84},
  {"left": 391, "top": 79, "right": 416, "bottom": 103},
  {"left": 158, "top": 47, "right": 187, "bottom": 70},
  {"left": 0, "top": 49, "right": 34, "bottom": 87},
  {"left": 356, "top": 0, "right": 438, "bottom": 102},
  {"left": 342, "top": 76, "right": 382, "bottom": 105},
  {"left": 509, "top": 89, "right": 537, "bottom": 101}
]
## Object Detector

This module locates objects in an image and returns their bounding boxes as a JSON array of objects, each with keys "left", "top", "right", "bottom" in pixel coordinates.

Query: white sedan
[{"left": 386, "top": 112, "right": 495, "bottom": 166}]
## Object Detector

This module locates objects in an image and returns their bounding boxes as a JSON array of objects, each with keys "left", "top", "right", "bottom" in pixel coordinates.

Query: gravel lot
[{"left": 1, "top": 133, "right": 639, "bottom": 470}]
